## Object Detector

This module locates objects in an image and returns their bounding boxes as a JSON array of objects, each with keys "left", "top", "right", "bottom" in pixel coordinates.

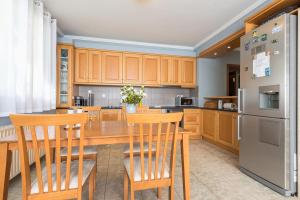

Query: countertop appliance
[
  {"left": 239, "top": 14, "right": 297, "bottom": 196},
  {"left": 175, "top": 96, "right": 196, "bottom": 106},
  {"left": 74, "top": 96, "right": 86, "bottom": 106}
]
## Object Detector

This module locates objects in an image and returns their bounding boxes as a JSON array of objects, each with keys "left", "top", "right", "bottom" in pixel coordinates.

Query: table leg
[
  {"left": 0, "top": 143, "right": 12, "bottom": 200},
  {"left": 181, "top": 134, "right": 190, "bottom": 200}
]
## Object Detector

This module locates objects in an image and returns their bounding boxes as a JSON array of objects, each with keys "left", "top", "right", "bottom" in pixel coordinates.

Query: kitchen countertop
[
  {"left": 0, "top": 106, "right": 237, "bottom": 126},
  {"left": 102, "top": 105, "right": 237, "bottom": 112}
]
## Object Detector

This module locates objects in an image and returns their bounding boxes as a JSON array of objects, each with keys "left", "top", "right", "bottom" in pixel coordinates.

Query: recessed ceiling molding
[
  {"left": 193, "top": 0, "right": 270, "bottom": 49},
  {"left": 62, "top": 35, "right": 195, "bottom": 51}
]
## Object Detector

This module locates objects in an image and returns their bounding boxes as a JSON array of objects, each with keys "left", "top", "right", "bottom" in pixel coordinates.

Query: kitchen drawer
[
  {"left": 184, "top": 113, "right": 202, "bottom": 125},
  {"left": 183, "top": 109, "right": 201, "bottom": 113},
  {"left": 184, "top": 124, "right": 201, "bottom": 135}
]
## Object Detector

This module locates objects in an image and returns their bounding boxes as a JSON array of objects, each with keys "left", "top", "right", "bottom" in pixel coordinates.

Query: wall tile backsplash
[{"left": 79, "top": 86, "right": 193, "bottom": 107}]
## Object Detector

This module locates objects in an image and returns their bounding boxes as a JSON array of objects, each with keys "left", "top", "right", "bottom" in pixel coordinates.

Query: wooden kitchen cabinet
[
  {"left": 100, "top": 109, "right": 121, "bottom": 121},
  {"left": 75, "top": 49, "right": 101, "bottom": 83},
  {"left": 142, "top": 55, "right": 160, "bottom": 86},
  {"left": 161, "top": 56, "right": 181, "bottom": 85},
  {"left": 75, "top": 49, "right": 89, "bottom": 83},
  {"left": 183, "top": 109, "right": 202, "bottom": 138},
  {"left": 102, "top": 51, "right": 123, "bottom": 84},
  {"left": 181, "top": 57, "right": 196, "bottom": 87},
  {"left": 202, "top": 110, "right": 218, "bottom": 140},
  {"left": 123, "top": 53, "right": 142, "bottom": 84},
  {"left": 57, "top": 44, "right": 74, "bottom": 108},
  {"left": 217, "top": 111, "right": 235, "bottom": 148},
  {"left": 88, "top": 50, "right": 102, "bottom": 83}
]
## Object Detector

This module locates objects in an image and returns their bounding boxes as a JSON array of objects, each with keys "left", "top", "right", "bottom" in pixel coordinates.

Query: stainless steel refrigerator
[{"left": 239, "top": 14, "right": 297, "bottom": 196}]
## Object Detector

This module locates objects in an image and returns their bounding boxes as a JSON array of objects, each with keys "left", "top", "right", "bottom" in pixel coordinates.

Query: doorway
[{"left": 227, "top": 64, "right": 240, "bottom": 96}]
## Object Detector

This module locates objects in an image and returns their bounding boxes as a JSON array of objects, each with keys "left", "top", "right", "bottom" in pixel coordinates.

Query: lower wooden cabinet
[
  {"left": 217, "top": 111, "right": 235, "bottom": 148},
  {"left": 100, "top": 109, "right": 121, "bottom": 121},
  {"left": 202, "top": 110, "right": 218, "bottom": 140},
  {"left": 183, "top": 109, "right": 239, "bottom": 153},
  {"left": 183, "top": 109, "right": 202, "bottom": 138}
]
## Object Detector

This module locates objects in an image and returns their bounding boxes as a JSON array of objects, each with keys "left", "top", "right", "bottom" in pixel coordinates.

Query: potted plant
[{"left": 120, "top": 85, "right": 145, "bottom": 113}]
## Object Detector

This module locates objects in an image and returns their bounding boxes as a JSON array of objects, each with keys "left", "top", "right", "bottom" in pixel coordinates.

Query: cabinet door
[
  {"left": 160, "top": 56, "right": 172, "bottom": 85},
  {"left": 172, "top": 57, "right": 181, "bottom": 85},
  {"left": 218, "top": 112, "right": 235, "bottom": 148},
  {"left": 88, "top": 50, "right": 102, "bottom": 83},
  {"left": 100, "top": 109, "right": 121, "bottom": 121},
  {"left": 57, "top": 45, "right": 74, "bottom": 108},
  {"left": 203, "top": 110, "right": 218, "bottom": 140},
  {"left": 184, "top": 124, "right": 201, "bottom": 135},
  {"left": 142, "top": 55, "right": 160, "bottom": 85},
  {"left": 75, "top": 49, "right": 89, "bottom": 83},
  {"left": 181, "top": 57, "right": 196, "bottom": 87},
  {"left": 102, "top": 52, "right": 123, "bottom": 84},
  {"left": 123, "top": 53, "right": 142, "bottom": 84}
]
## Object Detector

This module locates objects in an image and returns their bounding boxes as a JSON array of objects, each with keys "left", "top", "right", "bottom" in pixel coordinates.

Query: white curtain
[{"left": 0, "top": 0, "right": 57, "bottom": 117}]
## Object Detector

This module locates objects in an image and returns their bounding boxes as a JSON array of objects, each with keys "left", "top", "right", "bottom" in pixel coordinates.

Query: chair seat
[
  {"left": 123, "top": 156, "right": 169, "bottom": 182},
  {"left": 123, "top": 143, "right": 156, "bottom": 154},
  {"left": 31, "top": 160, "right": 95, "bottom": 194},
  {"left": 60, "top": 146, "right": 97, "bottom": 157}
]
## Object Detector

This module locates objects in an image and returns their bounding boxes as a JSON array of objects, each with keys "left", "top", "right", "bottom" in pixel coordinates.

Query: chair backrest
[
  {"left": 136, "top": 106, "right": 149, "bottom": 113},
  {"left": 9, "top": 113, "right": 88, "bottom": 197},
  {"left": 126, "top": 113, "right": 183, "bottom": 182},
  {"left": 72, "top": 106, "right": 101, "bottom": 120}
]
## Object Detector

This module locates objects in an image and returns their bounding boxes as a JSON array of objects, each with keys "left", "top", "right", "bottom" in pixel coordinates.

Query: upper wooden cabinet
[
  {"left": 160, "top": 56, "right": 181, "bottom": 85},
  {"left": 75, "top": 49, "right": 102, "bottom": 83},
  {"left": 102, "top": 51, "right": 123, "bottom": 84},
  {"left": 181, "top": 57, "right": 196, "bottom": 87},
  {"left": 73, "top": 48, "right": 196, "bottom": 87},
  {"left": 142, "top": 55, "right": 160, "bottom": 86},
  {"left": 123, "top": 53, "right": 142, "bottom": 84},
  {"left": 88, "top": 50, "right": 102, "bottom": 83},
  {"left": 75, "top": 49, "right": 88, "bottom": 83}
]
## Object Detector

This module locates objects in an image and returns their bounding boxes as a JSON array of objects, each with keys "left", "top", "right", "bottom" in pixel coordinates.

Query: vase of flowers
[{"left": 120, "top": 85, "right": 146, "bottom": 113}]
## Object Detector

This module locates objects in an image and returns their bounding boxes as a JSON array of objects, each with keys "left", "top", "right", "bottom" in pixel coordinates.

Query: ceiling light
[
  {"left": 214, "top": 52, "right": 218, "bottom": 56},
  {"left": 227, "top": 46, "right": 231, "bottom": 49}
]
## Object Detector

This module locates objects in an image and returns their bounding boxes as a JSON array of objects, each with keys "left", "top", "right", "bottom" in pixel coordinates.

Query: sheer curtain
[{"left": 0, "top": 0, "right": 57, "bottom": 116}]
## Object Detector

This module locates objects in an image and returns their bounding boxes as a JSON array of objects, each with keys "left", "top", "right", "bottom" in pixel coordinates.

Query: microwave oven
[{"left": 175, "top": 96, "right": 196, "bottom": 106}]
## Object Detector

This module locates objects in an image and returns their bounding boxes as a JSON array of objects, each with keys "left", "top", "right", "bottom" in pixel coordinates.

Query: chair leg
[
  {"left": 89, "top": 169, "right": 95, "bottom": 200},
  {"left": 169, "top": 186, "right": 174, "bottom": 200},
  {"left": 130, "top": 184, "right": 134, "bottom": 200},
  {"left": 124, "top": 171, "right": 129, "bottom": 200},
  {"left": 157, "top": 188, "right": 162, "bottom": 199}
]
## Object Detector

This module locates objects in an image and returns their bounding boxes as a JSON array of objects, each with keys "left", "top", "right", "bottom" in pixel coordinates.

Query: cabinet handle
[
  {"left": 238, "top": 88, "right": 244, "bottom": 113},
  {"left": 237, "top": 115, "right": 241, "bottom": 140}
]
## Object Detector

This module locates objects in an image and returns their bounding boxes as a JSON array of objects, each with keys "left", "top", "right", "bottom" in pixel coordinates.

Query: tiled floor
[{"left": 7, "top": 140, "right": 297, "bottom": 200}]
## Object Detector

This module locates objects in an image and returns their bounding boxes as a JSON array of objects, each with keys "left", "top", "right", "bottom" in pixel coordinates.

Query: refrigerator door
[
  {"left": 240, "top": 14, "right": 291, "bottom": 118},
  {"left": 239, "top": 114, "right": 292, "bottom": 190}
]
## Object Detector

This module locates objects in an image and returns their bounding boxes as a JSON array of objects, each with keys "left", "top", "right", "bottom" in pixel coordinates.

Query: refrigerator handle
[
  {"left": 237, "top": 115, "right": 241, "bottom": 140},
  {"left": 238, "top": 88, "right": 243, "bottom": 113}
]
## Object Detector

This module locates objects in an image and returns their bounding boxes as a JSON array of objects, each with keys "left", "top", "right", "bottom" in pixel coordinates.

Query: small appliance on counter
[
  {"left": 175, "top": 95, "right": 196, "bottom": 106},
  {"left": 87, "top": 90, "right": 94, "bottom": 106},
  {"left": 74, "top": 96, "right": 86, "bottom": 106}
]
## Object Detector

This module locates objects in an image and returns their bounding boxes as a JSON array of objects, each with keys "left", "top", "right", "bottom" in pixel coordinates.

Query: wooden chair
[
  {"left": 62, "top": 106, "right": 101, "bottom": 162},
  {"left": 72, "top": 106, "right": 102, "bottom": 121},
  {"left": 10, "top": 113, "right": 97, "bottom": 200},
  {"left": 123, "top": 106, "right": 159, "bottom": 156},
  {"left": 123, "top": 113, "right": 183, "bottom": 200}
]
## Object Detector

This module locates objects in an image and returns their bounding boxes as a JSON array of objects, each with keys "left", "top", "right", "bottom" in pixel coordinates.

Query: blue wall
[
  {"left": 58, "top": 37, "right": 197, "bottom": 57},
  {"left": 197, "top": 51, "right": 240, "bottom": 106}
]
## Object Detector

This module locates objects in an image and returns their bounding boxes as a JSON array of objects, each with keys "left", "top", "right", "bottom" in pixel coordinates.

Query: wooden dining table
[{"left": 0, "top": 120, "right": 191, "bottom": 200}]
